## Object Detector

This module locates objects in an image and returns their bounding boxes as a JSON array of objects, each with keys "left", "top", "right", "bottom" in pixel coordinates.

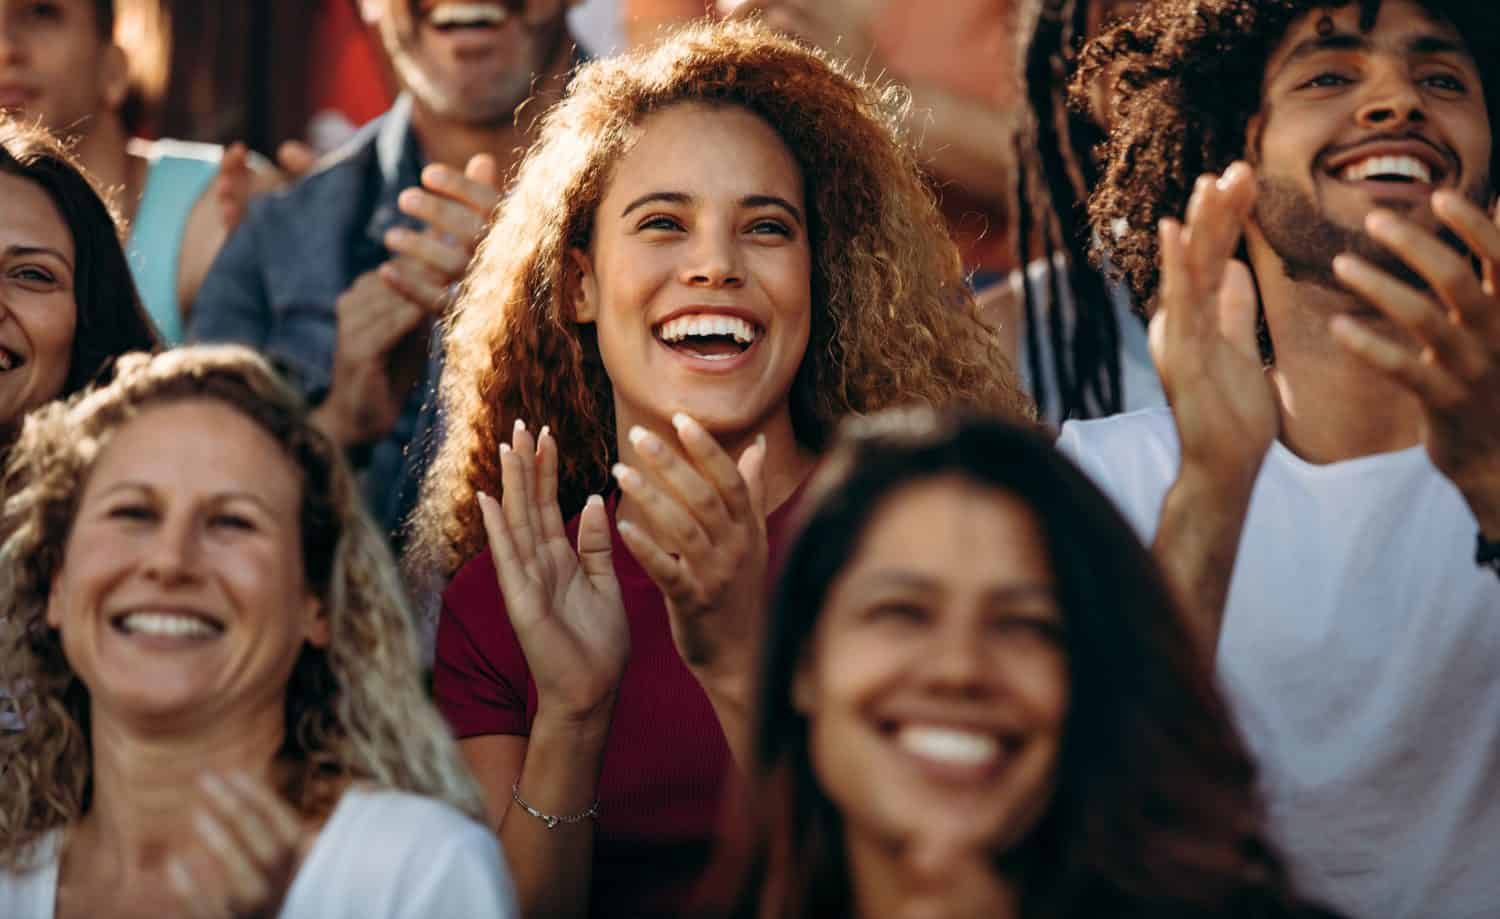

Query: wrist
[
  {"left": 532, "top": 700, "right": 617, "bottom": 747},
  {"left": 1174, "top": 453, "right": 1263, "bottom": 504},
  {"left": 309, "top": 398, "right": 354, "bottom": 448}
]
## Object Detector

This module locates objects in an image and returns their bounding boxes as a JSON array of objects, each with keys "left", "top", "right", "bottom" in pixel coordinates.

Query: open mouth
[
  {"left": 653, "top": 313, "right": 762, "bottom": 362},
  {"left": 1326, "top": 145, "right": 1451, "bottom": 190},
  {"left": 881, "top": 721, "right": 1024, "bottom": 775},
  {"left": 0, "top": 346, "right": 24, "bottom": 373},
  {"left": 423, "top": 2, "right": 509, "bottom": 31},
  {"left": 110, "top": 610, "right": 225, "bottom": 641}
]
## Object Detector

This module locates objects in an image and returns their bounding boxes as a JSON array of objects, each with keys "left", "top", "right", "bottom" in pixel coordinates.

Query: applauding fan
[
  {"left": 0, "top": 348, "right": 516, "bottom": 918},
  {"left": 1058, "top": 1, "right": 1500, "bottom": 915},
  {"left": 409, "top": 20, "right": 1027, "bottom": 917}
]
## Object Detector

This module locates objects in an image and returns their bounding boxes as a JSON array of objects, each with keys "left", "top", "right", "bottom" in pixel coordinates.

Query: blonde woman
[{"left": 0, "top": 346, "right": 516, "bottom": 918}]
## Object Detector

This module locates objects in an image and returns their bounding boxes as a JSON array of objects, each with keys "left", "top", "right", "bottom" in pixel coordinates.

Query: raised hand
[
  {"left": 1331, "top": 191, "right": 1500, "bottom": 534},
  {"left": 167, "top": 772, "right": 306, "bottom": 919},
  {"left": 480, "top": 421, "right": 630, "bottom": 723},
  {"left": 382, "top": 154, "right": 502, "bottom": 313},
  {"left": 612, "top": 414, "right": 769, "bottom": 689},
  {"left": 1153, "top": 161, "right": 1278, "bottom": 486}
]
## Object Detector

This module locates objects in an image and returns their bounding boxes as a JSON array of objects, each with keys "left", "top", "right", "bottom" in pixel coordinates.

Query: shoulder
[
  {"left": 0, "top": 831, "right": 61, "bottom": 918},
  {"left": 444, "top": 549, "right": 502, "bottom": 620},
  {"left": 324, "top": 786, "right": 490, "bottom": 844},
  {"left": 1056, "top": 406, "right": 1179, "bottom": 468},
  {"left": 239, "top": 123, "right": 383, "bottom": 229}
]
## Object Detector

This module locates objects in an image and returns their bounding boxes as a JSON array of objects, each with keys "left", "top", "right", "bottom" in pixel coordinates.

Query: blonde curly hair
[
  {"left": 410, "top": 19, "right": 1032, "bottom": 579},
  {"left": 0, "top": 346, "right": 483, "bottom": 869}
]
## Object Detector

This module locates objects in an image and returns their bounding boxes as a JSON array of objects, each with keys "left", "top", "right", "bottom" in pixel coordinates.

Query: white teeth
[
  {"left": 0, "top": 349, "right": 12, "bottom": 372},
  {"left": 1340, "top": 154, "right": 1433, "bottom": 184},
  {"left": 119, "top": 612, "right": 219, "bottom": 639},
  {"left": 656, "top": 314, "right": 758, "bottom": 345},
  {"left": 428, "top": 3, "right": 508, "bottom": 27},
  {"left": 897, "top": 725, "right": 1001, "bottom": 766}
]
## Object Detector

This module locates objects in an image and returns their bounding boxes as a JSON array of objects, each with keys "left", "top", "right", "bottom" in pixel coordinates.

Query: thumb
[
  {"left": 276, "top": 139, "right": 317, "bottom": 178},
  {"left": 466, "top": 152, "right": 501, "bottom": 190},
  {"left": 737, "top": 434, "right": 768, "bottom": 520},
  {"left": 576, "top": 494, "right": 616, "bottom": 584}
]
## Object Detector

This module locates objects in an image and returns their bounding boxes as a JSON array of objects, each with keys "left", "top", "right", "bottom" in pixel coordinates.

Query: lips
[
  {"left": 652, "top": 309, "right": 764, "bottom": 363},
  {"left": 0, "top": 345, "right": 23, "bottom": 373},
  {"left": 1324, "top": 138, "right": 1453, "bottom": 189},
  {"left": 422, "top": 1, "right": 509, "bottom": 30},
  {"left": 110, "top": 609, "right": 225, "bottom": 641}
]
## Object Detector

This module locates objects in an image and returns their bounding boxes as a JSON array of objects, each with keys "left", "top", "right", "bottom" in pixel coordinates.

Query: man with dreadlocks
[
  {"left": 993, "top": 0, "right": 1162, "bottom": 422},
  {"left": 1056, "top": 0, "right": 1500, "bottom": 915}
]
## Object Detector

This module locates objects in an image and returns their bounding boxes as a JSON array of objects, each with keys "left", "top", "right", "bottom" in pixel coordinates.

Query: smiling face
[
  {"left": 0, "top": 0, "right": 126, "bottom": 136},
  {"left": 796, "top": 475, "right": 1069, "bottom": 860},
  {"left": 46, "top": 399, "right": 326, "bottom": 732},
  {"left": 0, "top": 171, "right": 77, "bottom": 431},
  {"left": 380, "top": 0, "right": 572, "bottom": 125},
  {"left": 573, "top": 102, "right": 813, "bottom": 440},
  {"left": 1246, "top": 0, "right": 1492, "bottom": 289}
]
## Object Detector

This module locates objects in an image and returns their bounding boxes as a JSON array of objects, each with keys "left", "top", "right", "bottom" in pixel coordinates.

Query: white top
[
  {"left": 0, "top": 786, "right": 518, "bottom": 919},
  {"left": 1057, "top": 408, "right": 1500, "bottom": 918}
]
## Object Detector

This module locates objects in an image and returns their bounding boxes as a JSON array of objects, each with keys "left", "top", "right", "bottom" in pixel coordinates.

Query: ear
[
  {"left": 301, "top": 593, "right": 331, "bottom": 649},
  {"left": 569, "top": 247, "right": 600, "bottom": 324},
  {"left": 99, "top": 43, "right": 131, "bottom": 114}
]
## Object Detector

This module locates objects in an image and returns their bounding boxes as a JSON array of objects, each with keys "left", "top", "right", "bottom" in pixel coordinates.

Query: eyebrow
[
  {"left": 4, "top": 244, "right": 74, "bottom": 271},
  {"left": 856, "top": 571, "right": 1058, "bottom": 604},
  {"left": 96, "top": 480, "right": 279, "bottom": 516},
  {"left": 1277, "top": 30, "right": 1472, "bottom": 73},
  {"left": 619, "top": 191, "right": 805, "bottom": 227}
]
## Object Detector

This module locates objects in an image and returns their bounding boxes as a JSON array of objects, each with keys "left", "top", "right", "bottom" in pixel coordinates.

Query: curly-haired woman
[
  {"left": 409, "top": 19, "right": 1029, "bottom": 917},
  {"left": 0, "top": 347, "right": 516, "bottom": 918}
]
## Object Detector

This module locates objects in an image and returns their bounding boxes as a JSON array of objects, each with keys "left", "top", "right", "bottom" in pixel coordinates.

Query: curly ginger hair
[
  {"left": 1071, "top": 0, "right": 1500, "bottom": 313},
  {"left": 411, "top": 19, "right": 1031, "bottom": 579}
]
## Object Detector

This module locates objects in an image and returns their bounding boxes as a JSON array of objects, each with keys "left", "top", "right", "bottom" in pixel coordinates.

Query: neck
[
  {"left": 407, "top": 31, "right": 575, "bottom": 177},
  {"left": 1258, "top": 264, "right": 1424, "bottom": 465},
  {"left": 68, "top": 113, "right": 143, "bottom": 223},
  {"left": 614, "top": 402, "right": 815, "bottom": 526},
  {"left": 72, "top": 700, "right": 288, "bottom": 885},
  {"left": 845, "top": 829, "right": 1021, "bottom": 919}
]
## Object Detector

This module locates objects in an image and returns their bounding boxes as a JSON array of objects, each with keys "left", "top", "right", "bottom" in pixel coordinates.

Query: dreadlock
[{"left": 1014, "top": 0, "right": 1127, "bottom": 420}]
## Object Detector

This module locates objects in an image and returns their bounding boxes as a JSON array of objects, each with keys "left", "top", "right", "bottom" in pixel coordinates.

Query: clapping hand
[
  {"left": 167, "top": 772, "right": 305, "bottom": 919},
  {"left": 1330, "top": 191, "right": 1500, "bottom": 532},
  {"left": 612, "top": 414, "right": 769, "bottom": 691},
  {"left": 381, "top": 154, "right": 502, "bottom": 313},
  {"left": 1153, "top": 161, "right": 1278, "bottom": 487},
  {"left": 480, "top": 421, "right": 631, "bottom": 723}
]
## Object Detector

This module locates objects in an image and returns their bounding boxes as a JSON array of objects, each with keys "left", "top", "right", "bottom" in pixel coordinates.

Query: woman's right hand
[{"left": 479, "top": 421, "right": 630, "bottom": 724}]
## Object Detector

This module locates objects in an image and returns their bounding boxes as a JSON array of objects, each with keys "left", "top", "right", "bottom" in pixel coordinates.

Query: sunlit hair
[
  {"left": 721, "top": 410, "right": 1340, "bottom": 917},
  {"left": 411, "top": 19, "right": 1030, "bottom": 578},
  {"left": 0, "top": 346, "right": 484, "bottom": 870},
  {"left": 1073, "top": 0, "right": 1500, "bottom": 314}
]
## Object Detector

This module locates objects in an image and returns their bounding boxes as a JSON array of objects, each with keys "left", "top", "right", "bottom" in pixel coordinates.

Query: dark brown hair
[
  {"left": 1073, "top": 0, "right": 1500, "bottom": 313},
  {"left": 728, "top": 411, "right": 1342, "bottom": 918},
  {"left": 0, "top": 118, "right": 159, "bottom": 416}
]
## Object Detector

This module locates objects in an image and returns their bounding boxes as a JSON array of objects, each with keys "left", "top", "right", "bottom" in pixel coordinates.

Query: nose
[
  {"left": 679, "top": 226, "right": 744, "bottom": 289},
  {"left": 1356, "top": 67, "right": 1426, "bottom": 129},
  {"left": 141, "top": 512, "right": 202, "bottom": 586},
  {"left": 920, "top": 614, "right": 993, "bottom": 699}
]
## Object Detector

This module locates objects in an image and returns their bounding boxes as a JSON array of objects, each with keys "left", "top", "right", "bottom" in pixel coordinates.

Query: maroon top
[{"left": 434, "top": 490, "right": 803, "bottom": 918}]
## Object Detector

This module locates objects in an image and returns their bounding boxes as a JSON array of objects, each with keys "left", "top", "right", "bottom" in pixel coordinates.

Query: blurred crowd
[{"left": 1, "top": 1, "right": 1498, "bottom": 918}]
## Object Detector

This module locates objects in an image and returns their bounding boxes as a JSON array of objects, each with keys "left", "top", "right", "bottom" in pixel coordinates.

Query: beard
[{"left": 1254, "top": 173, "right": 1492, "bottom": 292}]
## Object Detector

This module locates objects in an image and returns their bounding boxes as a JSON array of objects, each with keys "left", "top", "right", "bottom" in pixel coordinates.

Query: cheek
[{"left": 27, "top": 297, "right": 77, "bottom": 393}]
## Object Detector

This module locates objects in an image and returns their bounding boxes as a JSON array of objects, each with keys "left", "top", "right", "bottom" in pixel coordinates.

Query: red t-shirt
[{"left": 434, "top": 490, "right": 803, "bottom": 917}]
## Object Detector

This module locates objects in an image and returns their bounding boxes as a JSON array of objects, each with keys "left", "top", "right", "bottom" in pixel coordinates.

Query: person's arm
[
  {"left": 436, "top": 423, "right": 631, "bottom": 918},
  {"left": 1145, "top": 163, "right": 1277, "bottom": 646}
]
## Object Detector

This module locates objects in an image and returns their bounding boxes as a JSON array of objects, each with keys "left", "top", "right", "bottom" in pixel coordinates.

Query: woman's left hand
[
  {"left": 167, "top": 772, "right": 306, "bottom": 919},
  {"left": 613, "top": 414, "right": 769, "bottom": 691}
]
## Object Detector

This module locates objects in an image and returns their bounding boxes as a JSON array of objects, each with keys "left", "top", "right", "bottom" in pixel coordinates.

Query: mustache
[{"left": 1316, "top": 130, "right": 1458, "bottom": 174}]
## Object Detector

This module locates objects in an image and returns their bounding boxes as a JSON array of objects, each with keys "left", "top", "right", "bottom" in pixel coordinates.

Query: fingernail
[
  {"left": 1365, "top": 211, "right": 1394, "bottom": 233},
  {"left": 199, "top": 772, "right": 225, "bottom": 793},
  {"left": 617, "top": 519, "right": 636, "bottom": 537},
  {"left": 476, "top": 490, "right": 489, "bottom": 504},
  {"left": 1331, "top": 254, "right": 1354, "bottom": 274},
  {"left": 629, "top": 426, "right": 660, "bottom": 453},
  {"left": 671, "top": 412, "right": 695, "bottom": 434},
  {"left": 385, "top": 227, "right": 409, "bottom": 243},
  {"left": 514, "top": 418, "right": 527, "bottom": 434},
  {"left": 756, "top": 433, "right": 767, "bottom": 453},
  {"left": 586, "top": 494, "right": 603, "bottom": 508},
  {"left": 498, "top": 443, "right": 511, "bottom": 456},
  {"left": 612, "top": 463, "right": 638, "bottom": 486},
  {"left": 539, "top": 425, "right": 551, "bottom": 440}
]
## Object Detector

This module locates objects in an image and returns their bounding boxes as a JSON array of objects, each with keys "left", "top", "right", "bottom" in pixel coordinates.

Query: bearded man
[
  {"left": 190, "top": 0, "right": 580, "bottom": 548},
  {"left": 1057, "top": 1, "right": 1500, "bottom": 915}
]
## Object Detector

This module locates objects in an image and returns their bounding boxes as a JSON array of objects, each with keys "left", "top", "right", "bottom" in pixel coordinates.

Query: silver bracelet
[{"left": 511, "top": 784, "right": 599, "bottom": 829}]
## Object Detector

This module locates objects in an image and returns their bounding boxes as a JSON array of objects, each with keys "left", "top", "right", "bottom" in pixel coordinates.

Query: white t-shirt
[
  {"left": 0, "top": 786, "right": 518, "bottom": 919},
  {"left": 1057, "top": 408, "right": 1500, "bottom": 919}
]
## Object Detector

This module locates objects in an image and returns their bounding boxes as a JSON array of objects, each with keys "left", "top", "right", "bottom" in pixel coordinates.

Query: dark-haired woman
[
  {"left": 0, "top": 118, "right": 159, "bottom": 454},
  {"left": 729, "top": 411, "right": 1342, "bottom": 918}
]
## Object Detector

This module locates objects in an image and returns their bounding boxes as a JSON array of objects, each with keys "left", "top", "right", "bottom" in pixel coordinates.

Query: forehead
[
  {"left": 0, "top": 173, "right": 72, "bottom": 251},
  {"left": 602, "top": 103, "right": 805, "bottom": 204},
  {"left": 86, "top": 399, "right": 302, "bottom": 507},
  {"left": 1267, "top": 0, "right": 1472, "bottom": 74},
  {"left": 839, "top": 476, "right": 1052, "bottom": 588}
]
